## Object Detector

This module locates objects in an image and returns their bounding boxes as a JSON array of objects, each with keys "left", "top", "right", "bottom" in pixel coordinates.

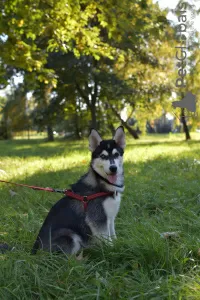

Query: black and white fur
[{"left": 32, "top": 126, "right": 125, "bottom": 255}]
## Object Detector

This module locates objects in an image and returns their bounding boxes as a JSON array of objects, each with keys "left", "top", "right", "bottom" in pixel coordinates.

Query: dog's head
[{"left": 89, "top": 126, "right": 125, "bottom": 188}]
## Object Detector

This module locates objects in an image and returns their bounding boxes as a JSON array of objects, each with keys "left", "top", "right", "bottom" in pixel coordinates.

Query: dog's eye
[
  {"left": 100, "top": 154, "right": 108, "bottom": 160},
  {"left": 114, "top": 152, "right": 119, "bottom": 158}
]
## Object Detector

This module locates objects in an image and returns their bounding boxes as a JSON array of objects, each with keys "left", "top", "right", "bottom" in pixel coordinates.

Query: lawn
[{"left": 1, "top": 133, "right": 200, "bottom": 299}]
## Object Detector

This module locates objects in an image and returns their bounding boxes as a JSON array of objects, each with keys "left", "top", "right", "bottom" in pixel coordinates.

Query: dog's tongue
[{"left": 108, "top": 174, "right": 117, "bottom": 184}]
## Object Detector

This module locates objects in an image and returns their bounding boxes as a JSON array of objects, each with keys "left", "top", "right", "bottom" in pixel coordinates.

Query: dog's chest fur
[{"left": 103, "top": 193, "right": 121, "bottom": 219}]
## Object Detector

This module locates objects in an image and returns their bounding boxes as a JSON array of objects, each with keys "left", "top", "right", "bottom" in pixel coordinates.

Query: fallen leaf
[
  {"left": 160, "top": 231, "right": 180, "bottom": 239},
  {"left": 9, "top": 190, "right": 18, "bottom": 197}
]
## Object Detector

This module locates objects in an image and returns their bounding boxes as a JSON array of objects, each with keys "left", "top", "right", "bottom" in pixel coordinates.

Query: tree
[
  {"left": 0, "top": 84, "right": 31, "bottom": 138},
  {"left": 0, "top": 0, "right": 184, "bottom": 139}
]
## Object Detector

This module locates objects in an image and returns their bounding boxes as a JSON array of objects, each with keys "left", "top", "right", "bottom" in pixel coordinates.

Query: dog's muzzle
[{"left": 109, "top": 165, "right": 117, "bottom": 174}]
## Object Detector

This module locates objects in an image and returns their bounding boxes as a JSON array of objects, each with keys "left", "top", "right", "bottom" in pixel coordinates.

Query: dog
[{"left": 31, "top": 126, "right": 125, "bottom": 255}]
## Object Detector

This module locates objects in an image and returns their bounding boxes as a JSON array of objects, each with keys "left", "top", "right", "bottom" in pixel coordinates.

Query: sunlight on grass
[{"left": 1, "top": 134, "right": 200, "bottom": 299}]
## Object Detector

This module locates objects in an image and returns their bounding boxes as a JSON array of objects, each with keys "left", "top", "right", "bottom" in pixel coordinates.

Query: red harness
[{"left": 0, "top": 179, "right": 114, "bottom": 210}]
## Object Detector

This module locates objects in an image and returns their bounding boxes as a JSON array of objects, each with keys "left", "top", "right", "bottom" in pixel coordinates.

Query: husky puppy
[{"left": 32, "top": 126, "right": 125, "bottom": 255}]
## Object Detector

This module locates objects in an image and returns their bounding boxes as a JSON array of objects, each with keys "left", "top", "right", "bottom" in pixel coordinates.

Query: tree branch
[
  {"left": 106, "top": 100, "right": 139, "bottom": 139},
  {"left": 91, "top": 78, "right": 98, "bottom": 105},
  {"left": 75, "top": 82, "right": 90, "bottom": 108}
]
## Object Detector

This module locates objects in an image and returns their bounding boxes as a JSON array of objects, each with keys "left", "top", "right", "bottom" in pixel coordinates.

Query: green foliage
[
  {"left": 0, "top": 0, "right": 133, "bottom": 77},
  {"left": 0, "top": 84, "right": 31, "bottom": 136},
  {"left": 0, "top": 0, "right": 199, "bottom": 137}
]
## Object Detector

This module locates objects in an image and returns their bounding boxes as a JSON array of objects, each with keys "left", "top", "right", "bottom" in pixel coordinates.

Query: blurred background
[{"left": 0, "top": 0, "right": 199, "bottom": 141}]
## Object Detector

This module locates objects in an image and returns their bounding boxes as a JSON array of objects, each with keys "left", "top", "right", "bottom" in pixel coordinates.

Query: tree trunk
[
  {"left": 108, "top": 123, "right": 115, "bottom": 136},
  {"left": 104, "top": 103, "right": 115, "bottom": 136},
  {"left": 75, "top": 81, "right": 97, "bottom": 129},
  {"left": 2, "top": 119, "right": 12, "bottom": 140},
  {"left": 75, "top": 127, "right": 82, "bottom": 139},
  {"left": 74, "top": 115, "right": 82, "bottom": 139},
  {"left": 91, "top": 103, "right": 97, "bottom": 129},
  {"left": 180, "top": 108, "right": 191, "bottom": 140},
  {"left": 44, "top": 84, "right": 54, "bottom": 141},
  {"left": 121, "top": 120, "right": 139, "bottom": 139},
  {"left": 109, "top": 103, "right": 139, "bottom": 139},
  {"left": 47, "top": 125, "right": 54, "bottom": 141},
  {"left": 27, "top": 127, "right": 30, "bottom": 140},
  {"left": 90, "top": 76, "right": 98, "bottom": 129}
]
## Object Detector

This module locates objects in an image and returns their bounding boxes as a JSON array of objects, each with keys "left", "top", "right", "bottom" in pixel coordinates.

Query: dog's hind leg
[{"left": 51, "top": 229, "right": 82, "bottom": 255}]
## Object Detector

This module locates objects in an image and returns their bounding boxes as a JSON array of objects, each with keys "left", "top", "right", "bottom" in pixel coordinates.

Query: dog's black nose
[{"left": 109, "top": 165, "right": 117, "bottom": 173}]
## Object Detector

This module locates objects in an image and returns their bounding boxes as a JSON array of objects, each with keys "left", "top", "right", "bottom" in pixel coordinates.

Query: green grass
[{"left": 1, "top": 133, "right": 200, "bottom": 299}]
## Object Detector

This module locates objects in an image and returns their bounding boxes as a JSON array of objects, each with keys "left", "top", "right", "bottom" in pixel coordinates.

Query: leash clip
[
  {"left": 83, "top": 195, "right": 89, "bottom": 210},
  {"left": 83, "top": 195, "right": 88, "bottom": 203}
]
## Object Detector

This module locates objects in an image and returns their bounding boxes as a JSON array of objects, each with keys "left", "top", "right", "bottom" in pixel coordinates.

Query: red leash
[{"left": 0, "top": 179, "right": 114, "bottom": 210}]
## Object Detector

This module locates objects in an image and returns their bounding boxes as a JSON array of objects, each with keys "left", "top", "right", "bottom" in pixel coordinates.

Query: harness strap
[
  {"left": 65, "top": 190, "right": 114, "bottom": 210},
  {"left": 0, "top": 179, "right": 114, "bottom": 210}
]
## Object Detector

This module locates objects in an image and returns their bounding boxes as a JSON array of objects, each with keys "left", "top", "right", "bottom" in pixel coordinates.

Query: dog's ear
[
  {"left": 113, "top": 126, "right": 125, "bottom": 149},
  {"left": 89, "top": 129, "right": 102, "bottom": 152}
]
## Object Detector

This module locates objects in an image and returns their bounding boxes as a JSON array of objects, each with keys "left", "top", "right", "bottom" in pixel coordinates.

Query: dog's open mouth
[{"left": 107, "top": 174, "right": 117, "bottom": 184}]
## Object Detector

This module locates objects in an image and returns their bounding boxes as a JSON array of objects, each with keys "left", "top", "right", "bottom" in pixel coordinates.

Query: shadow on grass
[
  {"left": 0, "top": 137, "right": 200, "bottom": 159},
  {"left": 0, "top": 139, "right": 87, "bottom": 158},
  {"left": 126, "top": 139, "right": 200, "bottom": 148}
]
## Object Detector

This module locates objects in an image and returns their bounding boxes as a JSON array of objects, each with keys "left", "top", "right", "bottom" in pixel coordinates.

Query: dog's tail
[
  {"left": 31, "top": 238, "right": 40, "bottom": 255},
  {"left": 0, "top": 243, "right": 12, "bottom": 253}
]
